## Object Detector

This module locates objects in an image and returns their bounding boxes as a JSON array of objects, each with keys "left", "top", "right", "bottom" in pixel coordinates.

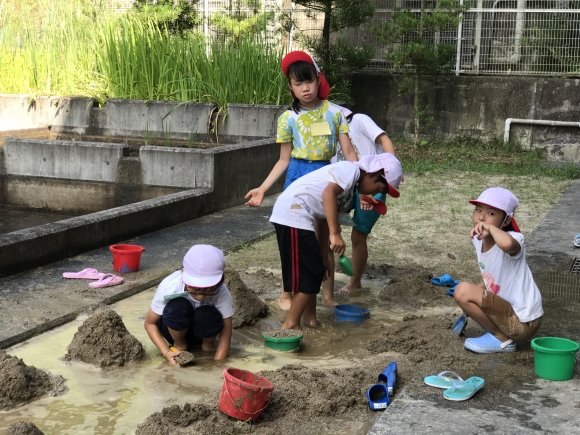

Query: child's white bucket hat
[
  {"left": 356, "top": 153, "right": 403, "bottom": 198},
  {"left": 182, "top": 245, "right": 225, "bottom": 288}
]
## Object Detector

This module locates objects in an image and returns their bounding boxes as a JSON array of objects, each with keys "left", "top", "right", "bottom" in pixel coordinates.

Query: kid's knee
[{"left": 453, "top": 282, "right": 469, "bottom": 304}]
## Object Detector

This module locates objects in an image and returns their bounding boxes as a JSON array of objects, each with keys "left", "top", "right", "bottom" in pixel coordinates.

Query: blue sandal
[
  {"left": 431, "top": 274, "right": 459, "bottom": 287},
  {"left": 443, "top": 377, "right": 485, "bottom": 401},
  {"left": 447, "top": 284, "right": 457, "bottom": 297},
  {"left": 574, "top": 234, "right": 580, "bottom": 248}
]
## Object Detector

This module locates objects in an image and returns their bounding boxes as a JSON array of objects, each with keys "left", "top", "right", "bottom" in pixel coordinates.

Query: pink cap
[
  {"left": 469, "top": 187, "right": 521, "bottom": 232},
  {"left": 356, "top": 153, "right": 403, "bottom": 198},
  {"left": 182, "top": 245, "right": 225, "bottom": 288}
]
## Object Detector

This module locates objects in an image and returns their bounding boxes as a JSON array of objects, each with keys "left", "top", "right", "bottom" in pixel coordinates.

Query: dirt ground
[
  {"left": 0, "top": 350, "right": 66, "bottom": 411},
  {"left": 134, "top": 267, "right": 580, "bottom": 434},
  {"left": 63, "top": 309, "right": 146, "bottom": 367}
]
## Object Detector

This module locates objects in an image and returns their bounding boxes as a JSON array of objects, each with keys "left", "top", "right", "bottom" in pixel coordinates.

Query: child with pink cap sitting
[
  {"left": 454, "top": 187, "right": 543, "bottom": 353},
  {"left": 144, "top": 245, "right": 234, "bottom": 364}
]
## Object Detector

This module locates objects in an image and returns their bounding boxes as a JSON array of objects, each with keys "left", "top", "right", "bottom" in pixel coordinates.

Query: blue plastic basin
[{"left": 334, "top": 304, "right": 370, "bottom": 323}]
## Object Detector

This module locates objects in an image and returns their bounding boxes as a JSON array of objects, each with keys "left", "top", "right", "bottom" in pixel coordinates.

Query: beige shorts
[{"left": 481, "top": 290, "right": 542, "bottom": 341}]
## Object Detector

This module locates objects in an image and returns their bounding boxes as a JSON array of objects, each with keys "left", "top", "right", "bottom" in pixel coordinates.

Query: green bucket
[
  {"left": 262, "top": 332, "right": 303, "bottom": 352},
  {"left": 531, "top": 337, "right": 579, "bottom": 381}
]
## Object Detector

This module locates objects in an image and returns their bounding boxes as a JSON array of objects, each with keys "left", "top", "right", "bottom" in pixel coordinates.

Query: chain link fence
[{"left": 112, "top": 0, "right": 580, "bottom": 76}]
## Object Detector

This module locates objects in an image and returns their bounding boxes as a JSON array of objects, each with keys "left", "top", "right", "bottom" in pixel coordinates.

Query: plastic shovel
[{"left": 338, "top": 255, "right": 354, "bottom": 276}]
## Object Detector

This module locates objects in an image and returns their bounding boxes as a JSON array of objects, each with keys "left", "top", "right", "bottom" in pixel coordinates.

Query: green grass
[
  {"left": 0, "top": 0, "right": 291, "bottom": 109},
  {"left": 396, "top": 136, "right": 580, "bottom": 180}
]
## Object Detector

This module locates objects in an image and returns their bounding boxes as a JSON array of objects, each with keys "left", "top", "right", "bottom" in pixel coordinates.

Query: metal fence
[{"left": 117, "top": 0, "right": 580, "bottom": 77}]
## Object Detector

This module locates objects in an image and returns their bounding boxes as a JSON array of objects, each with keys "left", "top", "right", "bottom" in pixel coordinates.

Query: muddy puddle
[{"left": 1, "top": 272, "right": 454, "bottom": 435}]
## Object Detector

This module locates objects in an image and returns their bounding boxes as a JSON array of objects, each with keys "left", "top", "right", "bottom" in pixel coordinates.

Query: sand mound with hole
[
  {"left": 135, "top": 355, "right": 409, "bottom": 435},
  {"left": 367, "top": 314, "right": 479, "bottom": 372},
  {"left": 225, "top": 266, "right": 269, "bottom": 329},
  {"left": 0, "top": 351, "right": 66, "bottom": 411},
  {"left": 378, "top": 274, "right": 456, "bottom": 310},
  {"left": 7, "top": 422, "right": 45, "bottom": 435},
  {"left": 64, "top": 309, "right": 146, "bottom": 367}
]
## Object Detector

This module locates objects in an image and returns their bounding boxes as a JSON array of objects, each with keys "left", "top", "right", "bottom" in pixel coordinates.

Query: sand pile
[
  {"left": 378, "top": 274, "right": 456, "bottom": 310},
  {"left": 135, "top": 355, "right": 405, "bottom": 435},
  {"left": 64, "top": 309, "right": 145, "bottom": 367},
  {"left": 0, "top": 350, "right": 66, "bottom": 411},
  {"left": 262, "top": 329, "right": 303, "bottom": 339},
  {"left": 239, "top": 269, "right": 281, "bottom": 297},
  {"left": 367, "top": 314, "right": 480, "bottom": 371},
  {"left": 8, "top": 422, "right": 45, "bottom": 435},
  {"left": 225, "top": 266, "right": 269, "bottom": 328}
]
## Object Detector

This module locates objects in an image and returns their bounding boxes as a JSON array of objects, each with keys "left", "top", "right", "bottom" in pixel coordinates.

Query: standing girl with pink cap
[
  {"left": 245, "top": 50, "right": 358, "bottom": 310},
  {"left": 453, "top": 187, "right": 543, "bottom": 353}
]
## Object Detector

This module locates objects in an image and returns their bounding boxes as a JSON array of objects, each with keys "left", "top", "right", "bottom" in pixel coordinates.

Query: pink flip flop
[
  {"left": 63, "top": 268, "right": 103, "bottom": 280},
  {"left": 89, "top": 274, "right": 124, "bottom": 289}
]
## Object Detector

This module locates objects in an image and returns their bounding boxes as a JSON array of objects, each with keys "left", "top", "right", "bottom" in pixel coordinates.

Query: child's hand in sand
[{"left": 165, "top": 348, "right": 181, "bottom": 366}]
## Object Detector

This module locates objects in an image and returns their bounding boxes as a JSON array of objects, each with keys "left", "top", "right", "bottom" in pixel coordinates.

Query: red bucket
[
  {"left": 109, "top": 244, "right": 145, "bottom": 273},
  {"left": 218, "top": 368, "right": 274, "bottom": 421}
]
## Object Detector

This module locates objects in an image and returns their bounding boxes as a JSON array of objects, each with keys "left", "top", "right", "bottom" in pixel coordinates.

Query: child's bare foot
[
  {"left": 302, "top": 317, "right": 319, "bottom": 328},
  {"left": 278, "top": 295, "right": 292, "bottom": 311},
  {"left": 321, "top": 297, "right": 339, "bottom": 306},
  {"left": 336, "top": 281, "right": 362, "bottom": 295},
  {"left": 281, "top": 321, "right": 301, "bottom": 330}
]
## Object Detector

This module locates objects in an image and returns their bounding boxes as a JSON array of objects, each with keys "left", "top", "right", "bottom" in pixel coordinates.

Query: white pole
[
  {"left": 289, "top": 2, "right": 295, "bottom": 52},
  {"left": 473, "top": 0, "right": 483, "bottom": 72},
  {"left": 455, "top": 0, "right": 464, "bottom": 75},
  {"left": 504, "top": 118, "right": 580, "bottom": 143}
]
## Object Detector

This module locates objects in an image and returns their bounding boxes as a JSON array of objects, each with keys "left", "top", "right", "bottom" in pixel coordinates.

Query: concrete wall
[
  {"left": 0, "top": 137, "right": 281, "bottom": 276},
  {"left": 4, "top": 139, "right": 130, "bottom": 182},
  {"left": 0, "top": 96, "right": 288, "bottom": 147},
  {"left": 0, "top": 176, "right": 183, "bottom": 214},
  {"left": 87, "top": 99, "right": 216, "bottom": 143},
  {"left": 351, "top": 74, "right": 580, "bottom": 162},
  {"left": 140, "top": 146, "right": 214, "bottom": 188},
  {"left": 218, "top": 104, "right": 287, "bottom": 143}
]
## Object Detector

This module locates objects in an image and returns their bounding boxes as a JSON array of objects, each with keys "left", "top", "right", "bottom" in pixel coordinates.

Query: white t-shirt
[
  {"left": 473, "top": 231, "right": 543, "bottom": 322},
  {"left": 150, "top": 270, "right": 234, "bottom": 319},
  {"left": 269, "top": 161, "right": 360, "bottom": 232},
  {"left": 332, "top": 113, "right": 386, "bottom": 163}
]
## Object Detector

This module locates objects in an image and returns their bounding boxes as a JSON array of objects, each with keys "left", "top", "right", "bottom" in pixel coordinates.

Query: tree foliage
[
  {"left": 373, "top": 0, "right": 469, "bottom": 142},
  {"left": 282, "top": 0, "right": 375, "bottom": 101},
  {"left": 133, "top": 0, "right": 200, "bottom": 35}
]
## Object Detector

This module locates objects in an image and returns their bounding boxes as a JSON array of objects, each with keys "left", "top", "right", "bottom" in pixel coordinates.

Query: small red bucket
[
  {"left": 109, "top": 244, "right": 145, "bottom": 273},
  {"left": 218, "top": 368, "right": 274, "bottom": 421}
]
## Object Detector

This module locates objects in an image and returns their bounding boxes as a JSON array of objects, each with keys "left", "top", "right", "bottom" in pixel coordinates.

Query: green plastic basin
[
  {"left": 531, "top": 337, "right": 579, "bottom": 381},
  {"left": 262, "top": 332, "right": 303, "bottom": 352}
]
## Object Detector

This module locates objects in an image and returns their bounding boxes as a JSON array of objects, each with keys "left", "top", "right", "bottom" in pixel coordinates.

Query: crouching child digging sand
[
  {"left": 270, "top": 153, "right": 402, "bottom": 329},
  {"left": 144, "top": 245, "right": 234, "bottom": 364}
]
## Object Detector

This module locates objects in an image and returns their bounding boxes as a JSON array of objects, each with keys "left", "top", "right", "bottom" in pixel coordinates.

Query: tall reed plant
[
  {"left": 90, "top": 14, "right": 290, "bottom": 108},
  {"left": 0, "top": 1, "right": 290, "bottom": 109},
  {"left": 0, "top": 0, "right": 111, "bottom": 95}
]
